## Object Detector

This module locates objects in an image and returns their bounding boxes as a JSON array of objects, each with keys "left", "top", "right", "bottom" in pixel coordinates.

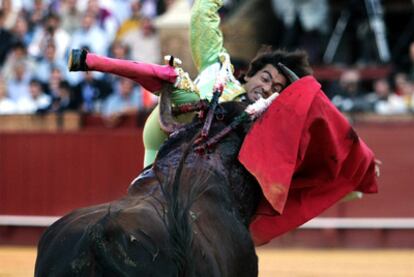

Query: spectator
[
  {"left": 109, "top": 40, "right": 130, "bottom": 59},
  {"left": 393, "top": 72, "right": 412, "bottom": 96},
  {"left": 393, "top": 72, "right": 414, "bottom": 112},
  {"left": 46, "top": 66, "right": 66, "bottom": 98},
  {"left": 103, "top": 41, "right": 130, "bottom": 91},
  {"left": 1, "top": 0, "right": 18, "bottom": 30},
  {"left": 331, "top": 69, "right": 370, "bottom": 112},
  {"left": 47, "top": 80, "right": 78, "bottom": 113},
  {"left": 22, "top": 0, "right": 49, "bottom": 32},
  {"left": 120, "top": 16, "right": 161, "bottom": 64},
  {"left": 365, "top": 78, "right": 407, "bottom": 115},
  {"left": 10, "top": 16, "right": 33, "bottom": 47},
  {"left": 28, "top": 12, "right": 71, "bottom": 61},
  {"left": 0, "top": 9, "right": 15, "bottom": 66},
  {"left": 0, "top": 76, "right": 17, "bottom": 114},
  {"left": 115, "top": 0, "right": 142, "bottom": 39},
  {"left": 73, "top": 70, "right": 112, "bottom": 113},
  {"left": 1, "top": 41, "right": 36, "bottom": 81},
  {"left": 33, "top": 41, "right": 68, "bottom": 84},
  {"left": 101, "top": 0, "right": 133, "bottom": 27},
  {"left": 58, "top": 0, "right": 83, "bottom": 34},
  {"left": 6, "top": 60, "right": 31, "bottom": 102},
  {"left": 17, "top": 78, "right": 52, "bottom": 114},
  {"left": 102, "top": 78, "right": 141, "bottom": 126},
  {"left": 85, "top": 0, "right": 118, "bottom": 42},
  {"left": 70, "top": 11, "right": 109, "bottom": 56}
]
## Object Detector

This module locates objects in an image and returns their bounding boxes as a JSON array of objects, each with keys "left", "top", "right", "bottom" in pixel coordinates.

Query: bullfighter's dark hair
[{"left": 240, "top": 46, "right": 313, "bottom": 84}]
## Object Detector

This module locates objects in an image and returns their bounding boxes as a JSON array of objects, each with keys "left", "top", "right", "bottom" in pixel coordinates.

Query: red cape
[{"left": 238, "top": 76, "right": 378, "bottom": 246}]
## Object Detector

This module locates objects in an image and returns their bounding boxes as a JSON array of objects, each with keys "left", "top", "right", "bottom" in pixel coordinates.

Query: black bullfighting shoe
[{"left": 68, "top": 49, "right": 88, "bottom": 71}]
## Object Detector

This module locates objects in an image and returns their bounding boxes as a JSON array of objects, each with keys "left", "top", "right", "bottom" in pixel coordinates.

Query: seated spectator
[
  {"left": 1, "top": 0, "right": 18, "bottom": 30},
  {"left": 69, "top": 11, "right": 109, "bottom": 56},
  {"left": 46, "top": 67, "right": 70, "bottom": 101},
  {"left": 46, "top": 80, "right": 78, "bottom": 113},
  {"left": 22, "top": 0, "right": 49, "bottom": 31},
  {"left": 10, "top": 16, "right": 33, "bottom": 47},
  {"left": 58, "top": 0, "right": 83, "bottom": 35},
  {"left": 102, "top": 78, "right": 142, "bottom": 127},
  {"left": 103, "top": 41, "right": 131, "bottom": 92},
  {"left": 393, "top": 72, "right": 408, "bottom": 96},
  {"left": 6, "top": 60, "right": 32, "bottom": 102},
  {"left": 393, "top": 72, "right": 414, "bottom": 112},
  {"left": 33, "top": 41, "right": 68, "bottom": 84},
  {"left": 120, "top": 16, "right": 161, "bottom": 64},
  {"left": 28, "top": 12, "right": 70, "bottom": 61},
  {"left": 17, "top": 78, "right": 52, "bottom": 114},
  {"left": 85, "top": 0, "right": 119, "bottom": 42},
  {"left": 365, "top": 78, "right": 407, "bottom": 115},
  {"left": 115, "top": 0, "right": 142, "bottom": 39},
  {"left": 109, "top": 40, "right": 130, "bottom": 59},
  {"left": 331, "top": 69, "right": 371, "bottom": 112},
  {"left": 0, "top": 76, "right": 17, "bottom": 114},
  {"left": 73, "top": 70, "right": 112, "bottom": 113},
  {"left": 1, "top": 41, "right": 36, "bottom": 81}
]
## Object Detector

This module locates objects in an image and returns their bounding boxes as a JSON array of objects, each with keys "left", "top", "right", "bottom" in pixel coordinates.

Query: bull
[{"left": 34, "top": 83, "right": 266, "bottom": 276}]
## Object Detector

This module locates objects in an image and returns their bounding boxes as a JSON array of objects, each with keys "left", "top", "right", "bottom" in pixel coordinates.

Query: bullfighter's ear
[
  {"left": 277, "top": 62, "right": 299, "bottom": 83},
  {"left": 243, "top": 74, "right": 250, "bottom": 83}
]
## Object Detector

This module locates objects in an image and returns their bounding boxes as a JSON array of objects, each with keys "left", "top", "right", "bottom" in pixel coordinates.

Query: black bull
[{"left": 35, "top": 100, "right": 265, "bottom": 277}]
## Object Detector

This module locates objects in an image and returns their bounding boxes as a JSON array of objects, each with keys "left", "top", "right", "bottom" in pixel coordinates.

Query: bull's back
[{"left": 35, "top": 196, "right": 178, "bottom": 277}]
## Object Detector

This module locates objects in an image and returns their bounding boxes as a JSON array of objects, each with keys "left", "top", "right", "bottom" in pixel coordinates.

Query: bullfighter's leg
[
  {"left": 68, "top": 49, "right": 178, "bottom": 92},
  {"left": 68, "top": 49, "right": 201, "bottom": 167}
]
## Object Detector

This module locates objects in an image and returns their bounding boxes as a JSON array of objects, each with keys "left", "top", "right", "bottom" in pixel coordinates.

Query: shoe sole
[{"left": 67, "top": 50, "right": 75, "bottom": 71}]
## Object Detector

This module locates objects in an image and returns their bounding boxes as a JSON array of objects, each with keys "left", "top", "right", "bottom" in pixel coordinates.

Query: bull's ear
[{"left": 277, "top": 62, "right": 299, "bottom": 83}]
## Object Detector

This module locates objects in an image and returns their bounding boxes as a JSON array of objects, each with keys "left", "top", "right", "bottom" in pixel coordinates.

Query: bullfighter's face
[{"left": 243, "top": 64, "right": 287, "bottom": 102}]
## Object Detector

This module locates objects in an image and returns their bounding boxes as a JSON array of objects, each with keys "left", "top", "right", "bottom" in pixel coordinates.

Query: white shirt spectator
[
  {"left": 17, "top": 94, "right": 51, "bottom": 114},
  {"left": 7, "top": 62, "right": 31, "bottom": 102},
  {"left": 70, "top": 12, "right": 109, "bottom": 56},
  {"left": 0, "top": 97, "right": 17, "bottom": 114},
  {"left": 120, "top": 17, "right": 161, "bottom": 64},
  {"left": 375, "top": 94, "right": 408, "bottom": 115},
  {"left": 33, "top": 43, "right": 68, "bottom": 84},
  {"left": 28, "top": 15, "right": 71, "bottom": 61},
  {"left": 102, "top": 78, "right": 141, "bottom": 116}
]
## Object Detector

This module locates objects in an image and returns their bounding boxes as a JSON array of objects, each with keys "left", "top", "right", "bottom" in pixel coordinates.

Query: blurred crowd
[
  {"left": 0, "top": 0, "right": 413, "bottom": 122},
  {"left": 268, "top": 0, "right": 414, "bottom": 115},
  {"left": 0, "top": 0, "right": 170, "bottom": 124},
  {"left": 328, "top": 65, "right": 414, "bottom": 115}
]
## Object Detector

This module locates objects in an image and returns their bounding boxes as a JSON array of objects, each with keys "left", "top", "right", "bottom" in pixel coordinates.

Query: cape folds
[{"left": 239, "top": 76, "right": 378, "bottom": 246}]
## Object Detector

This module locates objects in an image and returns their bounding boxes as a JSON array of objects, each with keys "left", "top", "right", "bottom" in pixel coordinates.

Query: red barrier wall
[
  {"left": 1, "top": 121, "right": 414, "bottom": 217},
  {"left": 0, "top": 129, "right": 144, "bottom": 216},
  {"left": 345, "top": 121, "right": 414, "bottom": 217},
  {"left": 1, "top": 117, "right": 414, "bottom": 247}
]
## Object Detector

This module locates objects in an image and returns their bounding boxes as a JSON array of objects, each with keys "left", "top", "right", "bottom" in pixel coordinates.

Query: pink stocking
[{"left": 86, "top": 53, "right": 178, "bottom": 92}]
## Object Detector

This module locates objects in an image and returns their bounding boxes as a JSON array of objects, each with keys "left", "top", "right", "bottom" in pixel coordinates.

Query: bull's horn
[
  {"left": 158, "top": 84, "right": 184, "bottom": 133},
  {"left": 277, "top": 62, "right": 299, "bottom": 83}
]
